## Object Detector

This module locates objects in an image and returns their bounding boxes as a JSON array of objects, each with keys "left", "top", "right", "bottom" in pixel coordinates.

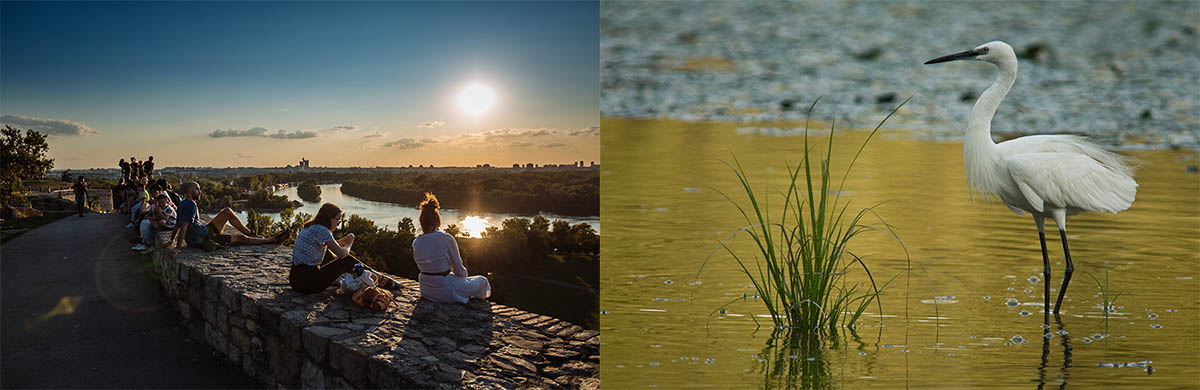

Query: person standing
[
  {"left": 119, "top": 159, "right": 130, "bottom": 181},
  {"left": 127, "top": 157, "right": 139, "bottom": 181},
  {"left": 71, "top": 177, "right": 88, "bottom": 217},
  {"left": 143, "top": 156, "right": 155, "bottom": 178}
]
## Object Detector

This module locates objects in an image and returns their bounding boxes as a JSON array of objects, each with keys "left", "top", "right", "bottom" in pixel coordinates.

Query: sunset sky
[{"left": 1, "top": 2, "right": 599, "bottom": 169}]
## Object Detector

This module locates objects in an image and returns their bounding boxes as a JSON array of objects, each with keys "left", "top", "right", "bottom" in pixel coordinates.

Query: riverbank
[{"left": 601, "top": 1, "right": 1199, "bottom": 149}]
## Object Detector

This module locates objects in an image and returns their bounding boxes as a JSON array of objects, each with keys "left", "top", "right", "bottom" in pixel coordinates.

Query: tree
[
  {"left": 1, "top": 125, "right": 54, "bottom": 206},
  {"left": 297, "top": 180, "right": 321, "bottom": 202},
  {"left": 398, "top": 217, "right": 416, "bottom": 234}
]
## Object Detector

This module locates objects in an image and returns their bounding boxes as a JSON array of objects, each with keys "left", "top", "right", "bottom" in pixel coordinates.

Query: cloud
[
  {"left": 418, "top": 121, "right": 445, "bottom": 129},
  {"left": 481, "top": 128, "right": 557, "bottom": 140},
  {"left": 539, "top": 143, "right": 568, "bottom": 148},
  {"left": 268, "top": 129, "right": 318, "bottom": 139},
  {"left": 569, "top": 126, "right": 600, "bottom": 136},
  {"left": 235, "top": 152, "right": 254, "bottom": 159},
  {"left": 0, "top": 114, "right": 97, "bottom": 136},
  {"left": 362, "top": 132, "right": 383, "bottom": 139},
  {"left": 507, "top": 142, "right": 534, "bottom": 148},
  {"left": 210, "top": 127, "right": 317, "bottom": 139},
  {"left": 382, "top": 138, "right": 425, "bottom": 150},
  {"left": 330, "top": 125, "right": 358, "bottom": 132},
  {"left": 210, "top": 127, "right": 268, "bottom": 137}
]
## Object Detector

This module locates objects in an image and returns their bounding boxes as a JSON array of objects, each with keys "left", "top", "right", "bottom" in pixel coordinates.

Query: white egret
[{"left": 924, "top": 41, "right": 1138, "bottom": 320}]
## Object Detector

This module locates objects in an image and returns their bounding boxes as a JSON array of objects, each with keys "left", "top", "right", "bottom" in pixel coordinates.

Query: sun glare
[
  {"left": 457, "top": 83, "right": 496, "bottom": 116},
  {"left": 460, "top": 216, "right": 489, "bottom": 238}
]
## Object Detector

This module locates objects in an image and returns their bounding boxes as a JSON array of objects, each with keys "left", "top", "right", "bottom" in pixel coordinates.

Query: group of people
[
  {"left": 288, "top": 193, "right": 490, "bottom": 304},
  {"left": 119, "top": 156, "right": 154, "bottom": 181},
  {"left": 107, "top": 157, "right": 488, "bottom": 304}
]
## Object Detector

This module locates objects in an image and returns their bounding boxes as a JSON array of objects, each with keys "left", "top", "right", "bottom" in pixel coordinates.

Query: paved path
[{"left": 1, "top": 212, "right": 253, "bottom": 388}]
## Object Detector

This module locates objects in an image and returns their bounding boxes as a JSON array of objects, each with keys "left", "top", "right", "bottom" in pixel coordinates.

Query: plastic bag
[{"left": 337, "top": 264, "right": 377, "bottom": 292}]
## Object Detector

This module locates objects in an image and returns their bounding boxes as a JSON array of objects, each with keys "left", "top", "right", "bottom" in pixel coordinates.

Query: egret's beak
[{"left": 924, "top": 48, "right": 983, "bottom": 65}]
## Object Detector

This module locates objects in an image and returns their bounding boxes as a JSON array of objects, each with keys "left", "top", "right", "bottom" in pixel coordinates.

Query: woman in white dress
[{"left": 411, "top": 193, "right": 491, "bottom": 303}]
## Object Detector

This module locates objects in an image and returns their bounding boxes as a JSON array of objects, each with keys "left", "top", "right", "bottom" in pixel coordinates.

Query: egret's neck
[
  {"left": 964, "top": 59, "right": 1016, "bottom": 195},
  {"left": 966, "top": 61, "right": 1016, "bottom": 149}
]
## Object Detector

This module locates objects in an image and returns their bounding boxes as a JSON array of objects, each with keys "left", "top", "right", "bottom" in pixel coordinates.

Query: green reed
[
  {"left": 699, "top": 98, "right": 911, "bottom": 332},
  {"left": 1085, "top": 268, "right": 1125, "bottom": 330}
]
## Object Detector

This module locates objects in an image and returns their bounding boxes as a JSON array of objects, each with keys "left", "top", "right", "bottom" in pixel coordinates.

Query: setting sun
[
  {"left": 460, "top": 216, "right": 490, "bottom": 238},
  {"left": 457, "top": 83, "right": 496, "bottom": 116}
]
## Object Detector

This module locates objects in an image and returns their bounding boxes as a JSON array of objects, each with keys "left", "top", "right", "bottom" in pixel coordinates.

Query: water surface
[
  {"left": 237, "top": 184, "right": 600, "bottom": 236},
  {"left": 600, "top": 119, "right": 1199, "bottom": 388}
]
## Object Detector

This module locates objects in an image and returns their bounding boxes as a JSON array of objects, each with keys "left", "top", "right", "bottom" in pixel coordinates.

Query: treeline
[
  {"left": 339, "top": 170, "right": 599, "bottom": 216},
  {"left": 241, "top": 210, "right": 599, "bottom": 328},
  {"left": 194, "top": 179, "right": 292, "bottom": 211}
]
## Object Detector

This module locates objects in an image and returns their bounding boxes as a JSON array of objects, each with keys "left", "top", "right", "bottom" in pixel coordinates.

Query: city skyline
[{"left": 1, "top": 2, "right": 599, "bottom": 169}]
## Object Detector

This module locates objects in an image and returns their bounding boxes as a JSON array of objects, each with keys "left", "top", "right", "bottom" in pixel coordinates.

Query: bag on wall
[{"left": 352, "top": 286, "right": 393, "bottom": 312}]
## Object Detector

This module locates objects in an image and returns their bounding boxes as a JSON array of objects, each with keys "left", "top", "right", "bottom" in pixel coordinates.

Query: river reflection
[
  {"left": 236, "top": 184, "right": 600, "bottom": 234},
  {"left": 600, "top": 119, "right": 1199, "bottom": 389}
]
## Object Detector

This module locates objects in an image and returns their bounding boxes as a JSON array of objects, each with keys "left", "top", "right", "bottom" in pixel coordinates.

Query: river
[
  {"left": 599, "top": 118, "right": 1199, "bottom": 389},
  {"left": 236, "top": 184, "right": 600, "bottom": 237}
]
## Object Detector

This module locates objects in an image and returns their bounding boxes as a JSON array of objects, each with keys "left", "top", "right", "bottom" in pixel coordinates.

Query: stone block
[
  {"left": 220, "top": 283, "right": 239, "bottom": 310},
  {"left": 178, "top": 301, "right": 192, "bottom": 321},
  {"left": 230, "top": 313, "right": 246, "bottom": 329},
  {"left": 268, "top": 334, "right": 302, "bottom": 388},
  {"left": 178, "top": 263, "right": 190, "bottom": 283},
  {"left": 302, "top": 326, "right": 349, "bottom": 364},
  {"left": 217, "top": 305, "right": 230, "bottom": 335},
  {"left": 203, "top": 301, "right": 217, "bottom": 324},
  {"left": 205, "top": 322, "right": 228, "bottom": 356},
  {"left": 241, "top": 295, "right": 258, "bottom": 319},
  {"left": 205, "top": 277, "right": 220, "bottom": 300},
  {"left": 228, "top": 344, "right": 242, "bottom": 366},
  {"left": 301, "top": 359, "right": 325, "bottom": 390},
  {"left": 230, "top": 327, "right": 251, "bottom": 352}
]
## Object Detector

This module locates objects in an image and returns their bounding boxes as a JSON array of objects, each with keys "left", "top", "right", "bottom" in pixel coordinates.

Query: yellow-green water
[{"left": 600, "top": 118, "right": 1200, "bottom": 389}]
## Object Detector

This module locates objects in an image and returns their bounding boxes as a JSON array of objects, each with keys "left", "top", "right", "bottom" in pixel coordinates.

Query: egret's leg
[
  {"left": 1035, "top": 216, "right": 1050, "bottom": 324},
  {"left": 1054, "top": 229, "right": 1074, "bottom": 315}
]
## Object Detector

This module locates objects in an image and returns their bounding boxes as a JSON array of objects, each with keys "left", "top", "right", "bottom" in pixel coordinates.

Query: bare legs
[
  {"left": 208, "top": 207, "right": 257, "bottom": 237},
  {"left": 208, "top": 207, "right": 281, "bottom": 246},
  {"left": 229, "top": 235, "right": 277, "bottom": 245}
]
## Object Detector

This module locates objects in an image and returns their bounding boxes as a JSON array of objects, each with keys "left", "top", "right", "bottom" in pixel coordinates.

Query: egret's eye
[{"left": 979, "top": 47, "right": 990, "bottom": 54}]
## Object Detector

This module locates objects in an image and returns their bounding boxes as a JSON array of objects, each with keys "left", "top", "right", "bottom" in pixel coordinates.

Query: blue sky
[{"left": 1, "top": 1, "right": 599, "bottom": 168}]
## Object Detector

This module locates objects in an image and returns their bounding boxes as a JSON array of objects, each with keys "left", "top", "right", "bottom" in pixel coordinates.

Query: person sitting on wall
[
  {"left": 288, "top": 202, "right": 399, "bottom": 294},
  {"left": 155, "top": 178, "right": 182, "bottom": 205},
  {"left": 171, "top": 181, "right": 284, "bottom": 249},
  {"left": 411, "top": 193, "right": 491, "bottom": 303},
  {"left": 125, "top": 180, "right": 151, "bottom": 228},
  {"left": 133, "top": 194, "right": 177, "bottom": 252}
]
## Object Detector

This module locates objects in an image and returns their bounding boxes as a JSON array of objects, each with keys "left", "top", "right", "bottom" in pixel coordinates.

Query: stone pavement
[{"left": 0, "top": 212, "right": 251, "bottom": 388}]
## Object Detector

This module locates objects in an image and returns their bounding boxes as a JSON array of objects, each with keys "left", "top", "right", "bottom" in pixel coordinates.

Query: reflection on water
[
  {"left": 600, "top": 119, "right": 1199, "bottom": 388},
  {"left": 236, "top": 184, "right": 600, "bottom": 234}
]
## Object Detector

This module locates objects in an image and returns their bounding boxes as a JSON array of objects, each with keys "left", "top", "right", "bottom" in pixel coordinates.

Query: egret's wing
[{"left": 1005, "top": 153, "right": 1137, "bottom": 214}]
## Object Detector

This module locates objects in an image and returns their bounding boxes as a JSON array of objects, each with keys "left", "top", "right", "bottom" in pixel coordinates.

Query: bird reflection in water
[{"left": 1038, "top": 314, "right": 1073, "bottom": 389}]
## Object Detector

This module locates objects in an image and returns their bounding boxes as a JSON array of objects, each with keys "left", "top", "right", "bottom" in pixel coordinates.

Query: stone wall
[{"left": 151, "top": 233, "right": 599, "bottom": 389}]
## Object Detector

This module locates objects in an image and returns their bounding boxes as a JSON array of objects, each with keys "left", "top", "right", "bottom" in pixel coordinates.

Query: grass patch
[
  {"left": 1, "top": 212, "right": 76, "bottom": 243},
  {"left": 1085, "top": 268, "right": 1125, "bottom": 330},
  {"left": 697, "top": 97, "right": 911, "bottom": 332}
]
